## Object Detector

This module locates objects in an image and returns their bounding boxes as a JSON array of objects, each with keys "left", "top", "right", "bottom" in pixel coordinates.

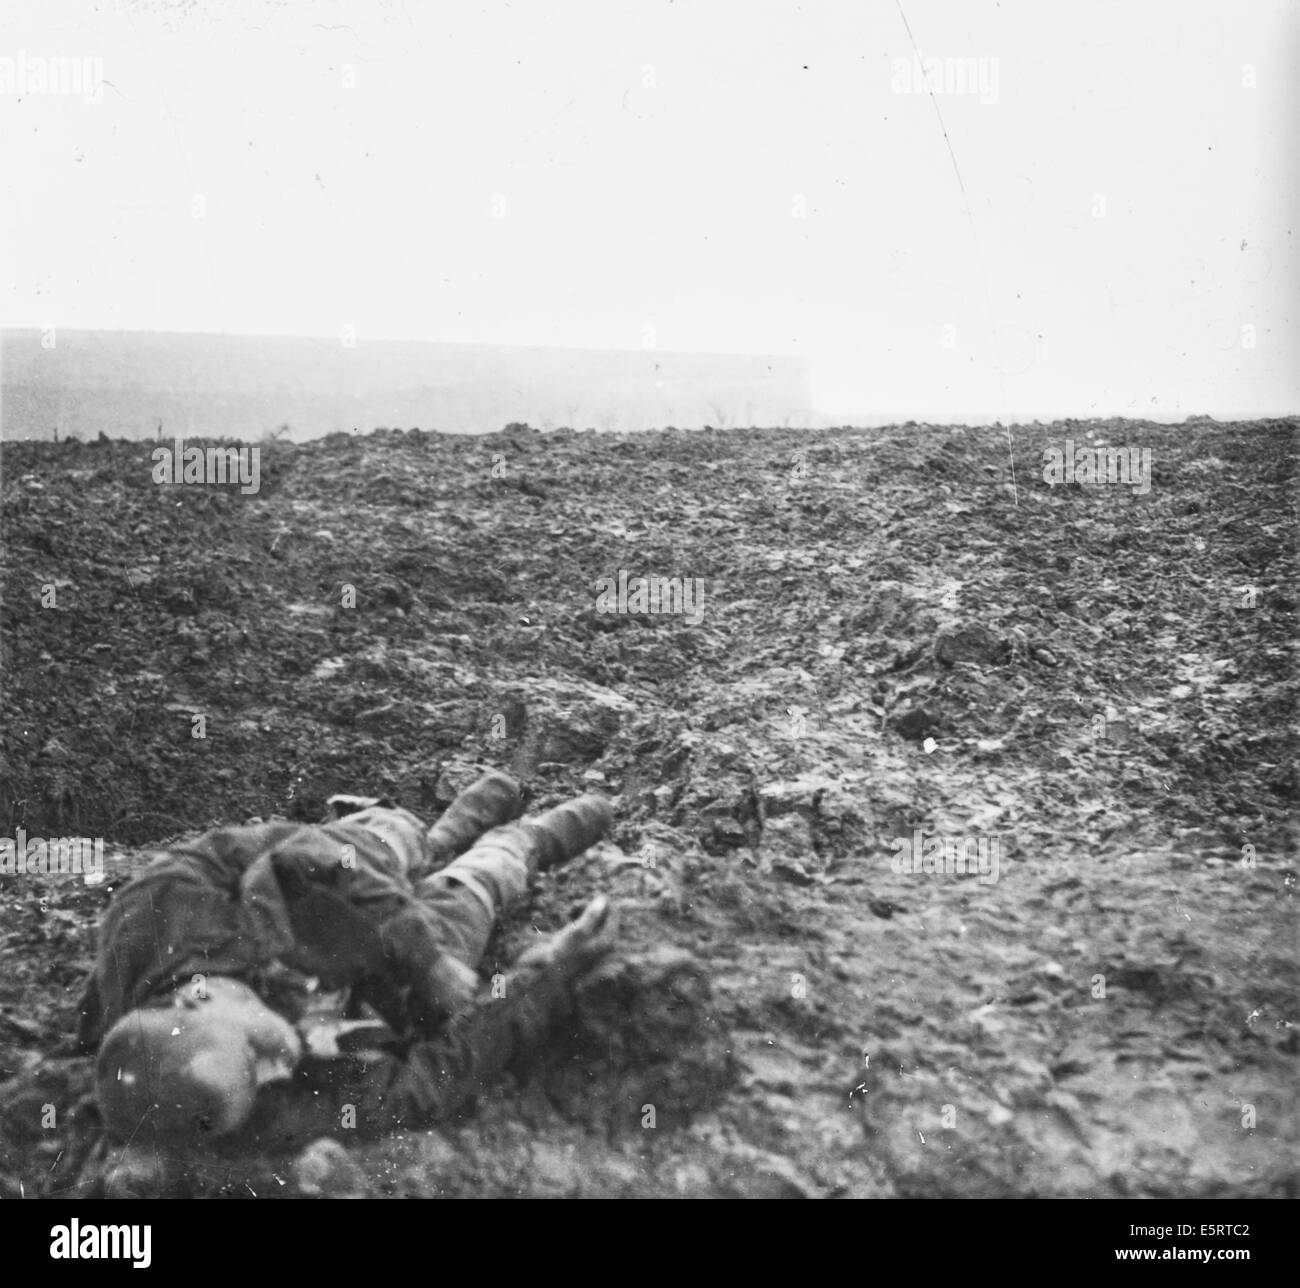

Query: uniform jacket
[{"left": 77, "top": 816, "right": 461, "bottom": 1051}]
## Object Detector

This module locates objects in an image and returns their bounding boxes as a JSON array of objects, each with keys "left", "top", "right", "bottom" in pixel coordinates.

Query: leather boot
[
  {"left": 522, "top": 793, "right": 613, "bottom": 871},
  {"left": 426, "top": 770, "right": 523, "bottom": 864}
]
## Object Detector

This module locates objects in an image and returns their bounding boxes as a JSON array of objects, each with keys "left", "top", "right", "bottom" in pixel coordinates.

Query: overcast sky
[{"left": 2, "top": 0, "right": 1296, "bottom": 421}]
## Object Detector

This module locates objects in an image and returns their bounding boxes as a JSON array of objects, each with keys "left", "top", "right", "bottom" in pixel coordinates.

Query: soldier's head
[{"left": 96, "top": 976, "right": 303, "bottom": 1142}]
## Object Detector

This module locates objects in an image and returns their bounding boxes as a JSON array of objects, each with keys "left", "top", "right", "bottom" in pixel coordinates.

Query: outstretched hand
[{"left": 512, "top": 895, "right": 619, "bottom": 981}]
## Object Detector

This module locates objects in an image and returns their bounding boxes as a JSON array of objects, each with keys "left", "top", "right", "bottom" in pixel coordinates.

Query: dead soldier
[{"left": 77, "top": 771, "right": 620, "bottom": 1148}]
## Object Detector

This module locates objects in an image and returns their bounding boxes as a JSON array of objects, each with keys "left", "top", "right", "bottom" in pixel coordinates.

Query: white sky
[{"left": 2, "top": 0, "right": 1296, "bottom": 420}]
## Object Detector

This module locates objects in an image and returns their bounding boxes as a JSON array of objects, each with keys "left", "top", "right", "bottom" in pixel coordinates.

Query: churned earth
[{"left": 0, "top": 417, "right": 1296, "bottom": 1197}]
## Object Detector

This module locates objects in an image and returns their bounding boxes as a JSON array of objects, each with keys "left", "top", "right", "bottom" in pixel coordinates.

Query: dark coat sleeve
[
  {"left": 246, "top": 821, "right": 463, "bottom": 1031},
  {"left": 382, "top": 948, "right": 581, "bottom": 1128},
  {"left": 252, "top": 951, "right": 576, "bottom": 1143}
]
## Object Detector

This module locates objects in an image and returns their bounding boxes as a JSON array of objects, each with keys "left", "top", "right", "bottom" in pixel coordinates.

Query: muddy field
[{"left": 0, "top": 417, "right": 1296, "bottom": 1198}]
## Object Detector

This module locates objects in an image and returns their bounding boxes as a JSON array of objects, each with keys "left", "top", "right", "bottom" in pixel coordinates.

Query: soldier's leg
[
  {"left": 325, "top": 804, "right": 429, "bottom": 882},
  {"left": 323, "top": 771, "right": 523, "bottom": 885},
  {"left": 424, "top": 771, "right": 523, "bottom": 871},
  {"left": 413, "top": 794, "right": 612, "bottom": 970}
]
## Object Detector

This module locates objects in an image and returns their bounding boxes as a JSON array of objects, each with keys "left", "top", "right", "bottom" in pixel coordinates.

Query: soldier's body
[{"left": 79, "top": 772, "right": 617, "bottom": 1147}]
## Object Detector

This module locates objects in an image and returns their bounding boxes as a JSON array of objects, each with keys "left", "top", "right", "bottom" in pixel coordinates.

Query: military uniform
[{"left": 77, "top": 777, "right": 613, "bottom": 1145}]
